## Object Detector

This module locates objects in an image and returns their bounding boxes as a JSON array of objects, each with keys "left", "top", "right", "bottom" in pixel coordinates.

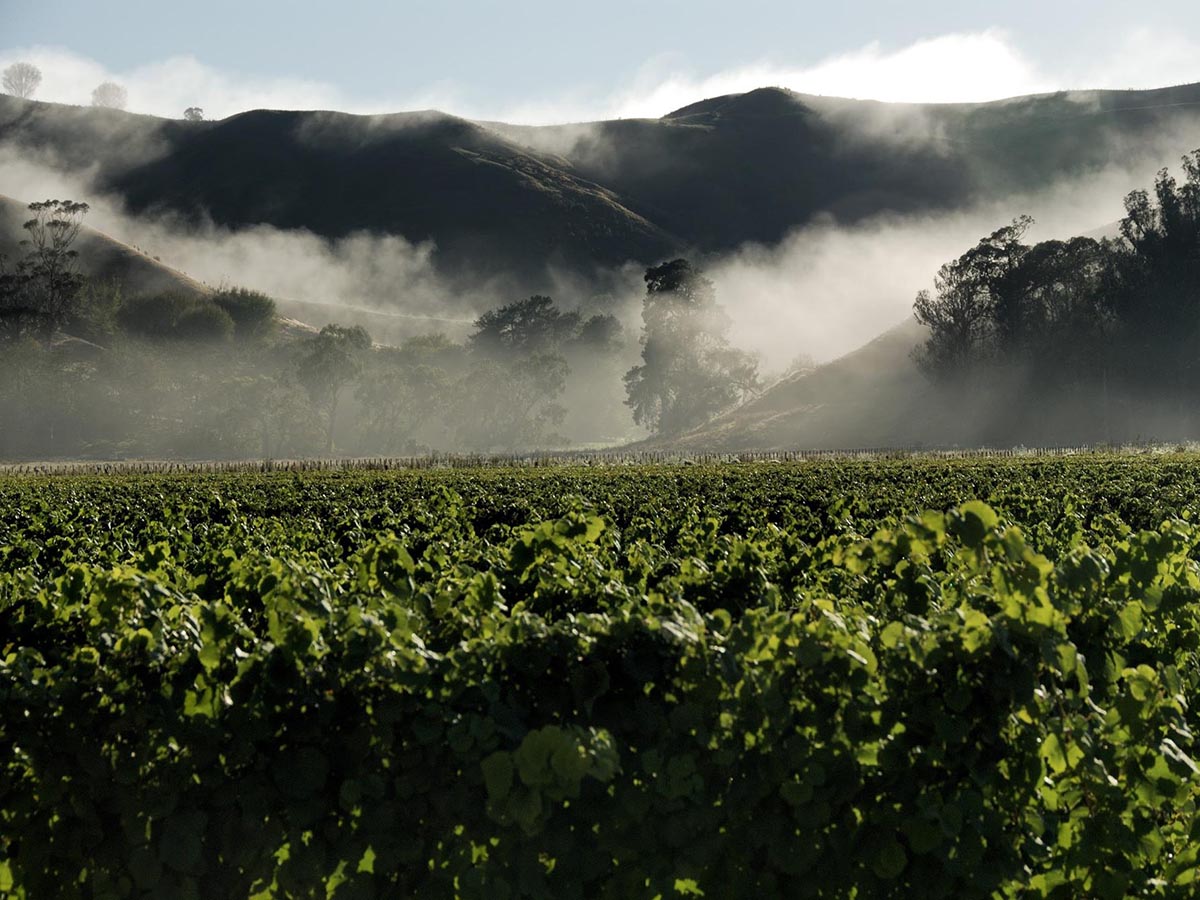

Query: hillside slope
[
  {"left": 651, "top": 318, "right": 952, "bottom": 450},
  {"left": 0, "top": 193, "right": 209, "bottom": 298},
  {"left": 3, "top": 84, "right": 1200, "bottom": 284},
  {"left": 493, "top": 83, "right": 1200, "bottom": 253},
  {"left": 0, "top": 99, "right": 677, "bottom": 283}
]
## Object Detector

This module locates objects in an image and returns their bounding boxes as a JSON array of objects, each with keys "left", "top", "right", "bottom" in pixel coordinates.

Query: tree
[
  {"left": 91, "top": 82, "right": 127, "bottom": 110},
  {"left": 356, "top": 334, "right": 464, "bottom": 453},
  {"left": 569, "top": 313, "right": 623, "bottom": 354},
  {"left": 297, "top": 324, "right": 371, "bottom": 455},
  {"left": 2, "top": 62, "right": 42, "bottom": 99},
  {"left": 457, "top": 295, "right": 587, "bottom": 449},
  {"left": 173, "top": 303, "right": 234, "bottom": 342},
  {"left": 183, "top": 107, "right": 204, "bottom": 121},
  {"left": 0, "top": 200, "right": 90, "bottom": 338},
  {"left": 212, "top": 287, "right": 276, "bottom": 340},
  {"left": 912, "top": 217, "right": 1032, "bottom": 379},
  {"left": 454, "top": 353, "right": 569, "bottom": 451},
  {"left": 470, "top": 295, "right": 581, "bottom": 358},
  {"left": 1108, "top": 152, "right": 1200, "bottom": 395},
  {"left": 624, "top": 259, "right": 759, "bottom": 435}
]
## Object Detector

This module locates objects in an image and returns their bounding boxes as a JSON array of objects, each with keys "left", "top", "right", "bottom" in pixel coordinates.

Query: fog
[
  {"left": 2, "top": 98, "right": 1200, "bottom": 457},
  {"left": 709, "top": 164, "right": 1150, "bottom": 371}
]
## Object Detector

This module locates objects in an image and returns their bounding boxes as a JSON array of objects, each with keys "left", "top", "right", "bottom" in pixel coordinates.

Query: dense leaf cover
[{"left": 3, "top": 457, "right": 1200, "bottom": 898}]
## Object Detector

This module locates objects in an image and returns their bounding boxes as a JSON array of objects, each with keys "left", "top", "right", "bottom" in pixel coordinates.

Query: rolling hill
[
  {"left": 639, "top": 317, "right": 948, "bottom": 451},
  {"left": 3, "top": 83, "right": 1200, "bottom": 287},
  {"left": 1, "top": 193, "right": 343, "bottom": 342},
  {"left": 0, "top": 192, "right": 209, "bottom": 299}
]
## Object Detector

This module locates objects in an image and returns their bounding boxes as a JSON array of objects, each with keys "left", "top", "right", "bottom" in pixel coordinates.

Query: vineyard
[{"left": 3, "top": 456, "right": 1200, "bottom": 898}]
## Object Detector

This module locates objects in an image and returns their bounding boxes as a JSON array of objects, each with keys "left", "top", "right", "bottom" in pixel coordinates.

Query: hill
[
  {"left": 0, "top": 100, "right": 676, "bottom": 284},
  {"left": 0, "top": 194, "right": 334, "bottom": 341},
  {"left": 640, "top": 317, "right": 954, "bottom": 451},
  {"left": 0, "top": 193, "right": 209, "bottom": 299},
  {"left": 3, "top": 84, "right": 1200, "bottom": 285}
]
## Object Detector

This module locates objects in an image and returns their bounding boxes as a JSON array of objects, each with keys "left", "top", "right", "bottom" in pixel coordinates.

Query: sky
[{"left": 1, "top": 0, "right": 1199, "bottom": 122}]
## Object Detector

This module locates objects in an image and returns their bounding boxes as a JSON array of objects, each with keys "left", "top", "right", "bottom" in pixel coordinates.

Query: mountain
[
  {"left": 3, "top": 84, "right": 1200, "bottom": 285},
  {"left": 534, "top": 84, "right": 1200, "bottom": 252}
]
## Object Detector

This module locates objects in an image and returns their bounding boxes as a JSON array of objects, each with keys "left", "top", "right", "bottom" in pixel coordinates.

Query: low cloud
[
  {"left": 3, "top": 29, "right": 1198, "bottom": 126},
  {"left": 0, "top": 46, "right": 393, "bottom": 120},
  {"left": 0, "top": 146, "right": 483, "bottom": 346},
  {"left": 709, "top": 160, "right": 1185, "bottom": 372}
]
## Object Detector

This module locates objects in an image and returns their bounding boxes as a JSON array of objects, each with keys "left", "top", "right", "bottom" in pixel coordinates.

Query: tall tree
[
  {"left": 297, "top": 324, "right": 371, "bottom": 455},
  {"left": 0, "top": 200, "right": 90, "bottom": 338},
  {"left": 913, "top": 217, "right": 1032, "bottom": 379},
  {"left": 624, "top": 259, "right": 759, "bottom": 435},
  {"left": 1109, "top": 152, "right": 1200, "bottom": 395}
]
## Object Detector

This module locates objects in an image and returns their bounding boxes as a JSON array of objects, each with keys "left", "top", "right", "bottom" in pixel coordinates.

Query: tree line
[
  {"left": 914, "top": 151, "right": 1200, "bottom": 442},
  {"left": 0, "top": 201, "right": 760, "bottom": 459}
]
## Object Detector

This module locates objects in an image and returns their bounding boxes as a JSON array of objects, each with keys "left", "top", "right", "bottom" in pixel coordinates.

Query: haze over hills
[
  {"left": 1, "top": 189, "right": 487, "bottom": 342},
  {"left": 4, "top": 80, "right": 1200, "bottom": 457},
  {"left": 3, "top": 82, "right": 1200, "bottom": 289},
  {"left": 640, "top": 318, "right": 940, "bottom": 452},
  {"left": 0, "top": 192, "right": 208, "bottom": 300}
]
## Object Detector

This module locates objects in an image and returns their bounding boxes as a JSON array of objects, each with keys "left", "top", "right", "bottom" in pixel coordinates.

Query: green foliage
[{"left": 3, "top": 457, "right": 1200, "bottom": 896}]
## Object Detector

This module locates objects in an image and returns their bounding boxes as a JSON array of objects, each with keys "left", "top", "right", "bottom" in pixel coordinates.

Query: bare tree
[
  {"left": 183, "top": 106, "right": 204, "bottom": 121},
  {"left": 91, "top": 82, "right": 128, "bottom": 110},
  {"left": 2, "top": 62, "right": 42, "bottom": 99}
]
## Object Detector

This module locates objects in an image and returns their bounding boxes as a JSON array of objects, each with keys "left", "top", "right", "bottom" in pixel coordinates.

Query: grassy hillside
[
  {"left": 0, "top": 193, "right": 209, "bottom": 299},
  {"left": 0, "top": 98, "right": 677, "bottom": 283},
  {"left": 3, "top": 84, "right": 1200, "bottom": 284},
  {"left": 644, "top": 317, "right": 951, "bottom": 451},
  {"left": 497, "top": 83, "right": 1200, "bottom": 252}
]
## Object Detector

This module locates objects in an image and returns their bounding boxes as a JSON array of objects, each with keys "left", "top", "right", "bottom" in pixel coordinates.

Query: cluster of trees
[
  {"left": 0, "top": 287, "right": 600, "bottom": 459},
  {"left": 0, "top": 61, "right": 129, "bottom": 110},
  {"left": 1, "top": 60, "right": 205, "bottom": 118},
  {"left": 0, "top": 197, "right": 760, "bottom": 459},
  {"left": 914, "top": 150, "right": 1200, "bottom": 440}
]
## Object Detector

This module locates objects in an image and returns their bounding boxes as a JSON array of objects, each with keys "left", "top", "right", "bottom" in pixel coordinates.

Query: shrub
[
  {"left": 212, "top": 287, "right": 276, "bottom": 339},
  {"left": 117, "top": 293, "right": 234, "bottom": 342},
  {"left": 174, "top": 302, "right": 234, "bottom": 342},
  {"left": 116, "top": 292, "right": 193, "bottom": 338}
]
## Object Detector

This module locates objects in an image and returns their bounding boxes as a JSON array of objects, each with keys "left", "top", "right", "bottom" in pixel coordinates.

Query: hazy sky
[{"left": 2, "top": 0, "right": 1199, "bottom": 121}]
